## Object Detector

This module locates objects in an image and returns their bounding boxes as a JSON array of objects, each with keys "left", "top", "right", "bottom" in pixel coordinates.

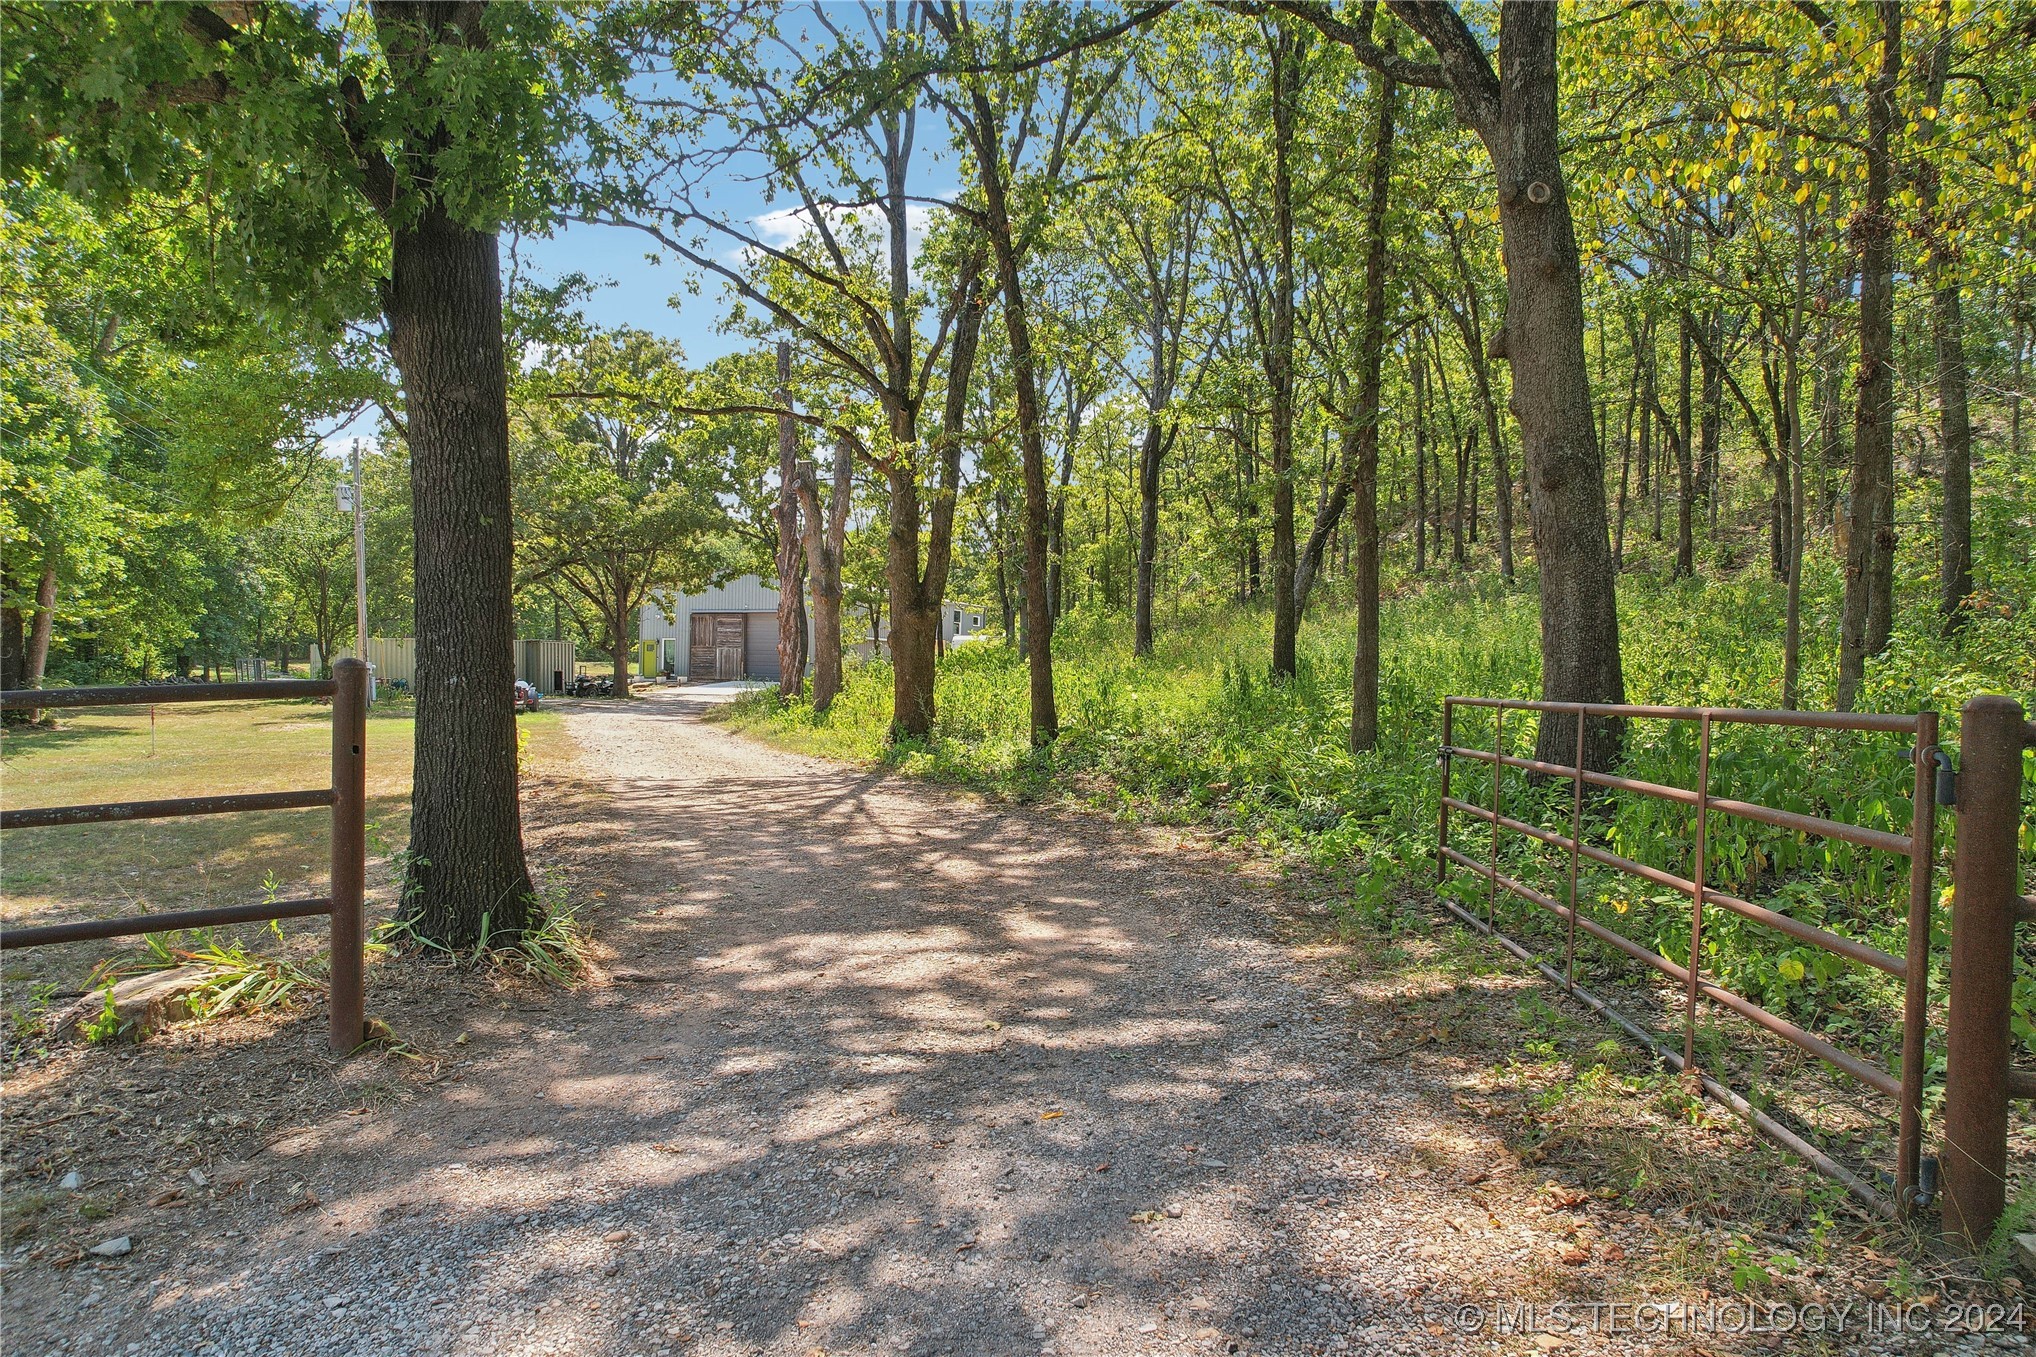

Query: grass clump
[
  {"left": 93, "top": 927, "right": 323, "bottom": 1023},
  {"left": 371, "top": 875, "right": 593, "bottom": 985}
]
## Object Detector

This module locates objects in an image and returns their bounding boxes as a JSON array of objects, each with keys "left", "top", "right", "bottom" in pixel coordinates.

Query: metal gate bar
[{"left": 1438, "top": 696, "right": 1937, "bottom": 1214}]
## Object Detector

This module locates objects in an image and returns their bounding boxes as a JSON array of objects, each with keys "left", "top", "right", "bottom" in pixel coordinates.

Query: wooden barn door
[
  {"left": 689, "top": 613, "right": 716, "bottom": 679},
  {"left": 713, "top": 614, "right": 745, "bottom": 680}
]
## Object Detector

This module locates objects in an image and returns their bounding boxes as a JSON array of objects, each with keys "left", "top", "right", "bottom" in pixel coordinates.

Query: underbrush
[
  {"left": 371, "top": 874, "right": 593, "bottom": 985},
  {"left": 728, "top": 558, "right": 2034, "bottom": 1092}
]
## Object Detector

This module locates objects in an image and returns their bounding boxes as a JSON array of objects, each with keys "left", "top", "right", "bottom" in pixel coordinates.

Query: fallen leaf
[
  {"left": 984, "top": 1021, "right": 1002, "bottom": 1031},
  {"left": 1040, "top": 1110, "right": 1065, "bottom": 1121},
  {"left": 1094, "top": 1162, "right": 1111, "bottom": 1173}
]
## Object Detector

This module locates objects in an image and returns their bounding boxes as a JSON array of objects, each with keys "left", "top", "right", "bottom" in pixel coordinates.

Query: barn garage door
[
  {"left": 690, "top": 613, "right": 747, "bottom": 681},
  {"left": 744, "top": 612, "right": 781, "bottom": 681}
]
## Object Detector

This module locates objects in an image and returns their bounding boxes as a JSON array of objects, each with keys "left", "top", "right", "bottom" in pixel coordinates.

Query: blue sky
[{"left": 519, "top": 220, "right": 741, "bottom": 362}]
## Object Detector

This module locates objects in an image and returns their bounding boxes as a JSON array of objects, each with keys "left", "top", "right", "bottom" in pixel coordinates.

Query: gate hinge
[{"left": 1932, "top": 746, "right": 1958, "bottom": 807}]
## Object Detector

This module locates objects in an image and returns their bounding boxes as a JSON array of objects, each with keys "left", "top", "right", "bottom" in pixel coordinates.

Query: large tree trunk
[
  {"left": 886, "top": 256, "right": 987, "bottom": 740},
  {"left": 775, "top": 341, "right": 807, "bottom": 700},
  {"left": 1473, "top": 3, "right": 1626, "bottom": 767},
  {"left": 19, "top": 565, "right": 56, "bottom": 722},
  {"left": 387, "top": 209, "right": 533, "bottom": 944},
  {"left": 983, "top": 208, "right": 1058, "bottom": 746},
  {"left": 885, "top": 448, "right": 936, "bottom": 738},
  {"left": 1837, "top": 2, "right": 1902, "bottom": 712},
  {"left": 609, "top": 604, "right": 632, "bottom": 699},
  {"left": 1347, "top": 75, "right": 1397, "bottom": 748}
]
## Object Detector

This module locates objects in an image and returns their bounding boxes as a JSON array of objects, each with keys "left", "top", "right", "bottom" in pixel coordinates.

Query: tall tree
[
  {"left": 931, "top": 0, "right": 1128, "bottom": 745},
  {"left": 595, "top": 3, "right": 988, "bottom": 740},
  {"left": 1281, "top": 0, "right": 1625, "bottom": 767},
  {"left": 1836, "top": 1, "right": 1903, "bottom": 712},
  {"left": 794, "top": 439, "right": 854, "bottom": 713},
  {"left": 1918, "top": 16, "right": 1972, "bottom": 632},
  {"left": 3, "top": 2, "right": 663, "bottom": 941},
  {"left": 774, "top": 341, "right": 808, "bottom": 699}
]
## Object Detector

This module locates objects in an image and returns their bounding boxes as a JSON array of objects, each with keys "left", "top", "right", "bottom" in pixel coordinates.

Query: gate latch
[{"left": 1931, "top": 747, "right": 1958, "bottom": 808}]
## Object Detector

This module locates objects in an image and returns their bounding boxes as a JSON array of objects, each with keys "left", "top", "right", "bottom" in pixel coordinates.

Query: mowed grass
[{"left": 0, "top": 699, "right": 567, "bottom": 1004}]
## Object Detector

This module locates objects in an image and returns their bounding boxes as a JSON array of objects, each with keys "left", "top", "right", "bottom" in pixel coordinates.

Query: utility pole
[{"left": 348, "top": 440, "right": 373, "bottom": 704}]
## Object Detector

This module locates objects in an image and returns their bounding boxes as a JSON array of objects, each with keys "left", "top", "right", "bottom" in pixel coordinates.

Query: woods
[{"left": 5, "top": 0, "right": 2033, "bottom": 946}]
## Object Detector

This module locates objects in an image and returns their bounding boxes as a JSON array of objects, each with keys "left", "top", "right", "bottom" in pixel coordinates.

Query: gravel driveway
[{"left": 5, "top": 688, "right": 1920, "bottom": 1357}]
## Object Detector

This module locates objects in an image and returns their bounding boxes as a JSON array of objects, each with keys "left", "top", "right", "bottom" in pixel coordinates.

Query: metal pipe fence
[
  {"left": 1438, "top": 696, "right": 1939, "bottom": 1218},
  {"left": 0, "top": 660, "right": 368, "bottom": 1053},
  {"left": 1440, "top": 693, "right": 2036, "bottom": 1247}
]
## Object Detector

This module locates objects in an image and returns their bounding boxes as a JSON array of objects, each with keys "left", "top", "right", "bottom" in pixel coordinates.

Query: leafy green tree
[
  {"left": 516, "top": 329, "right": 731, "bottom": 696},
  {"left": 4, "top": 1, "right": 702, "bottom": 944}
]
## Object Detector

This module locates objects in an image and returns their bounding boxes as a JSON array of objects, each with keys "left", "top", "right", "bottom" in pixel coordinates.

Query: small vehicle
[{"left": 514, "top": 679, "right": 542, "bottom": 713}]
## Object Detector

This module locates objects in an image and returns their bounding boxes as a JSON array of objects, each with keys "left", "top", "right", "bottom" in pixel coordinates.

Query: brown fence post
[
  {"left": 328, "top": 658, "right": 368, "bottom": 1054},
  {"left": 1941, "top": 694, "right": 2026, "bottom": 1249}
]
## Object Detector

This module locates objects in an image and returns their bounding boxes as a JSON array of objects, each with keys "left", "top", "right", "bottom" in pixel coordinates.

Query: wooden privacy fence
[
  {"left": 1437, "top": 693, "right": 2033, "bottom": 1248},
  {"left": 341, "top": 637, "right": 575, "bottom": 693},
  {"left": 0, "top": 659, "right": 368, "bottom": 1053}
]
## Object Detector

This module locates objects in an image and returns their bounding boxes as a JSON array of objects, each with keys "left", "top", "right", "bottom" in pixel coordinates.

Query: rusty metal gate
[
  {"left": 1437, "top": 693, "right": 2035, "bottom": 1245},
  {"left": 0, "top": 660, "right": 369, "bottom": 1053},
  {"left": 1437, "top": 696, "right": 1941, "bottom": 1217}
]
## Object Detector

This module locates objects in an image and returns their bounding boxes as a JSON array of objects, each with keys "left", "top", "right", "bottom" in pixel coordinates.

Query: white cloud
[{"left": 744, "top": 202, "right": 942, "bottom": 275}]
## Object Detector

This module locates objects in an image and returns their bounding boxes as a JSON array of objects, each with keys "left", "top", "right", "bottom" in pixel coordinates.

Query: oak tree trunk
[
  {"left": 1347, "top": 76, "right": 1397, "bottom": 748},
  {"left": 1477, "top": 3, "right": 1625, "bottom": 767},
  {"left": 387, "top": 208, "right": 533, "bottom": 943},
  {"left": 1133, "top": 422, "right": 1167, "bottom": 655},
  {"left": 1922, "top": 32, "right": 1973, "bottom": 633}
]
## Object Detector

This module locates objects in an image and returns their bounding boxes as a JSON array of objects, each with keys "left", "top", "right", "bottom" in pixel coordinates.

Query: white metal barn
[{"left": 639, "top": 575, "right": 988, "bottom": 682}]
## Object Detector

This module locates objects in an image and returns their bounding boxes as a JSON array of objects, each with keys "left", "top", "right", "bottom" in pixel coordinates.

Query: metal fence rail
[
  {"left": 0, "top": 661, "right": 368, "bottom": 1053},
  {"left": 1438, "top": 696, "right": 1938, "bottom": 1218}
]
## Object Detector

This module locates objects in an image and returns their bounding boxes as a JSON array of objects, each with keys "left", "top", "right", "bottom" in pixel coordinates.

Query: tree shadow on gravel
[{"left": 6, "top": 701, "right": 1937, "bottom": 1357}]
